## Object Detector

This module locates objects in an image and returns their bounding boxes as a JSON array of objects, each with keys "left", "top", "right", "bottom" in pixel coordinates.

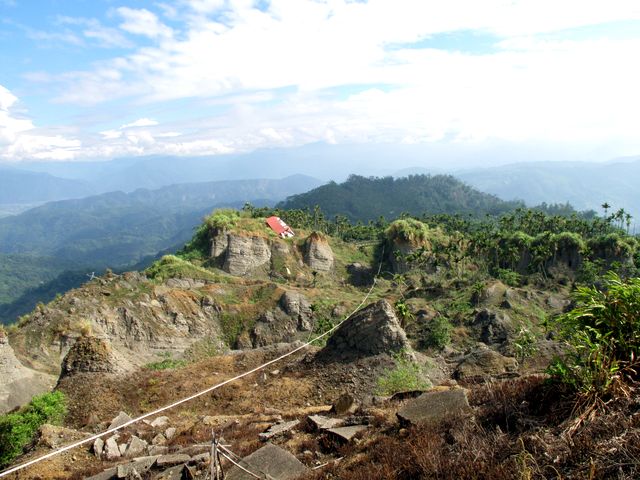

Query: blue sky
[{"left": 1, "top": 0, "right": 640, "bottom": 163}]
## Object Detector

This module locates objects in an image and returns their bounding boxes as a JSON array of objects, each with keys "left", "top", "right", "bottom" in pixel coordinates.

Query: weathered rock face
[
  {"left": 319, "top": 299, "right": 411, "bottom": 361},
  {"left": 0, "top": 332, "right": 55, "bottom": 413},
  {"left": 209, "top": 228, "right": 228, "bottom": 258},
  {"left": 9, "top": 273, "right": 226, "bottom": 375},
  {"left": 250, "top": 291, "right": 314, "bottom": 347},
  {"left": 59, "top": 336, "right": 134, "bottom": 381},
  {"left": 388, "top": 239, "right": 417, "bottom": 274},
  {"left": 473, "top": 309, "right": 515, "bottom": 347},
  {"left": 304, "top": 232, "right": 334, "bottom": 271},
  {"left": 454, "top": 345, "right": 518, "bottom": 380},
  {"left": 223, "top": 234, "right": 272, "bottom": 276}
]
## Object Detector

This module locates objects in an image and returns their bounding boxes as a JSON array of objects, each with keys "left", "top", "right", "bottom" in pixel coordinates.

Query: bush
[
  {"left": 548, "top": 272, "right": 640, "bottom": 396},
  {"left": 0, "top": 391, "right": 66, "bottom": 467},
  {"left": 376, "top": 352, "right": 430, "bottom": 395},
  {"left": 495, "top": 268, "right": 521, "bottom": 287},
  {"left": 386, "top": 219, "right": 431, "bottom": 245},
  {"left": 419, "top": 316, "right": 452, "bottom": 350}
]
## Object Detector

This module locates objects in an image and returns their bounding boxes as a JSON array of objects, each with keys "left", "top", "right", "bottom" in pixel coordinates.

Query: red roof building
[{"left": 266, "top": 216, "right": 295, "bottom": 238}]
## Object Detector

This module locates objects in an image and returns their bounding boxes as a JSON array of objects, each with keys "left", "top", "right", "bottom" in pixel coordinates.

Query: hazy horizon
[{"left": 2, "top": 1, "right": 640, "bottom": 167}]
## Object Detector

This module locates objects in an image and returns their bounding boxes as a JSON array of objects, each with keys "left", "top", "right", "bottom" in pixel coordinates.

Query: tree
[{"left": 601, "top": 202, "right": 611, "bottom": 219}]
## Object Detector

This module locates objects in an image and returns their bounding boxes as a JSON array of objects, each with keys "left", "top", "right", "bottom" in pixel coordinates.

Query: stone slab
[
  {"left": 116, "top": 456, "right": 159, "bottom": 478},
  {"left": 258, "top": 419, "right": 300, "bottom": 441},
  {"left": 325, "top": 425, "right": 367, "bottom": 442},
  {"left": 396, "top": 388, "right": 471, "bottom": 426},
  {"left": 156, "top": 453, "right": 191, "bottom": 467},
  {"left": 307, "top": 415, "right": 344, "bottom": 431},
  {"left": 225, "top": 443, "right": 309, "bottom": 480}
]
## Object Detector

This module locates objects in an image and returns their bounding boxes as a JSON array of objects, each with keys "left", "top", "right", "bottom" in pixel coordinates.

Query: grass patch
[
  {"left": 375, "top": 351, "right": 431, "bottom": 395},
  {"left": 144, "top": 353, "right": 187, "bottom": 371}
]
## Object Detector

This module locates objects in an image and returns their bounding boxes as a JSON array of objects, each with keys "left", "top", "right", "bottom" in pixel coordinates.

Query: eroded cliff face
[
  {"left": 209, "top": 229, "right": 335, "bottom": 278},
  {"left": 0, "top": 331, "right": 56, "bottom": 413},
  {"left": 9, "top": 272, "right": 226, "bottom": 375}
]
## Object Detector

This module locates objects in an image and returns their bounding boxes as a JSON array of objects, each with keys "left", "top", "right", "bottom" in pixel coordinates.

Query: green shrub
[
  {"left": 420, "top": 316, "right": 452, "bottom": 350},
  {"left": 548, "top": 272, "right": 640, "bottom": 397},
  {"left": 205, "top": 209, "right": 240, "bottom": 231},
  {"left": 376, "top": 352, "right": 431, "bottom": 395},
  {"left": 495, "top": 268, "right": 522, "bottom": 287},
  {"left": 0, "top": 391, "right": 66, "bottom": 467}
]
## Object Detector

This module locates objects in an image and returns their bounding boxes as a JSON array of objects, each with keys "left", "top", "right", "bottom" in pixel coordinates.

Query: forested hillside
[{"left": 278, "top": 174, "right": 522, "bottom": 221}]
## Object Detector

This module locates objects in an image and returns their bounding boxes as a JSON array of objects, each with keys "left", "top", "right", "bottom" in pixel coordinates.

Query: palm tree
[{"left": 601, "top": 202, "right": 611, "bottom": 219}]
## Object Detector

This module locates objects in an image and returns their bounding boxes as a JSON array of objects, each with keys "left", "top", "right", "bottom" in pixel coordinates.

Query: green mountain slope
[{"left": 277, "top": 174, "right": 521, "bottom": 222}]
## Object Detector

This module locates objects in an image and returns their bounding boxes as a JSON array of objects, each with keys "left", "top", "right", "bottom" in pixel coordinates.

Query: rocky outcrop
[
  {"left": 223, "top": 234, "right": 272, "bottom": 276},
  {"left": 473, "top": 308, "right": 515, "bottom": 347},
  {"left": 304, "top": 232, "right": 334, "bottom": 271},
  {"left": 0, "top": 332, "right": 55, "bottom": 413},
  {"left": 250, "top": 291, "right": 314, "bottom": 347},
  {"left": 318, "top": 299, "right": 411, "bottom": 361},
  {"left": 454, "top": 345, "right": 518, "bottom": 380},
  {"left": 58, "top": 336, "right": 134, "bottom": 381}
]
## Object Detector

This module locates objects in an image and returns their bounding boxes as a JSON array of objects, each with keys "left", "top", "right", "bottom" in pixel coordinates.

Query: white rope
[
  {"left": 0, "top": 277, "right": 379, "bottom": 478},
  {"left": 217, "top": 449, "right": 263, "bottom": 479}
]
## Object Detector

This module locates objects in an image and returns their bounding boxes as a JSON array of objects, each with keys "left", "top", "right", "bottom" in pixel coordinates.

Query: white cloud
[
  {"left": 120, "top": 118, "right": 159, "bottom": 129},
  {"left": 0, "top": 85, "right": 81, "bottom": 161},
  {"left": 9, "top": 0, "right": 640, "bottom": 161},
  {"left": 116, "top": 7, "right": 173, "bottom": 39}
]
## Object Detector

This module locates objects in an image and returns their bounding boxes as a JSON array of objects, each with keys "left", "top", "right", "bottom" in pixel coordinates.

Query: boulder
[
  {"left": 104, "top": 435, "right": 121, "bottom": 460},
  {"left": 454, "top": 345, "right": 518, "bottom": 380},
  {"left": 473, "top": 309, "right": 515, "bottom": 346},
  {"left": 331, "top": 393, "right": 357, "bottom": 415},
  {"left": 396, "top": 388, "right": 471, "bottom": 426},
  {"left": 304, "top": 232, "right": 334, "bottom": 271},
  {"left": 108, "top": 411, "right": 133, "bottom": 430},
  {"left": 308, "top": 415, "right": 344, "bottom": 431},
  {"left": 223, "top": 234, "right": 272, "bottom": 276},
  {"left": 318, "top": 300, "right": 411, "bottom": 361},
  {"left": 225, "top": 443, "right": 309, "bottom": 480},
  {"left": 125, "top": 435, "right": 148, "bottom": 458}
]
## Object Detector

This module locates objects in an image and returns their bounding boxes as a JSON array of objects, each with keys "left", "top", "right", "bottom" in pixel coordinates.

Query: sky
[{"left": 1, "top": 0, "right": 640, "bottom": 164}]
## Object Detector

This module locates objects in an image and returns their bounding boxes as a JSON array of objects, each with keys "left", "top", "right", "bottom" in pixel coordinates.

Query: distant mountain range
[
  {"left": 0, "top": 175, "right": 321, "bottom": 324},
  {"left": 455, "top": 160, "right": 640, "bottom": 220}
]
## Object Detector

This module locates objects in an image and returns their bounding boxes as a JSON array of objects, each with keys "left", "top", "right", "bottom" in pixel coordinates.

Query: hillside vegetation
[{"left": 277, "top": 174, "right": 522, "bottom": 222}]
